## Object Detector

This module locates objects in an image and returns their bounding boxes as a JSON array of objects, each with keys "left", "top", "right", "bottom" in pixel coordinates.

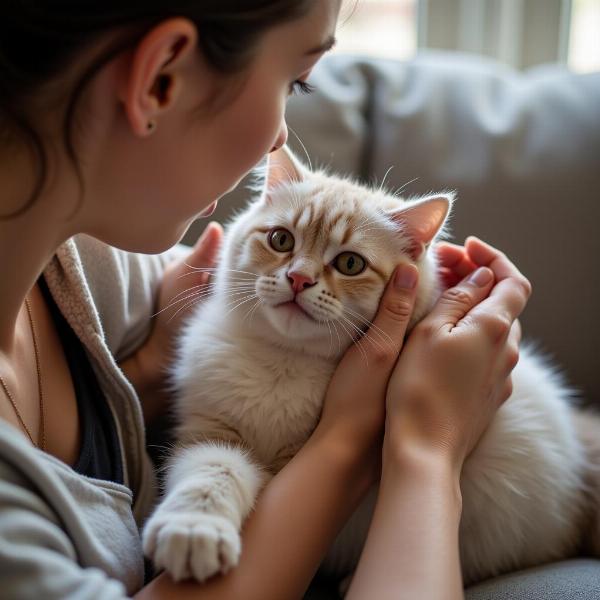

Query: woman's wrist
[
  {"left": 309, "top": 423, "right": 379, "bottom": 496},
  {"left": 381, "top": 426, "right": 463, "bottom": 510}
]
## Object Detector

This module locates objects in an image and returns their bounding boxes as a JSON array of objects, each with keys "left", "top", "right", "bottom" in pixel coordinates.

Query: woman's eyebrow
[{"left": 304, "top": 35, "right": 337, "bottom": 56}]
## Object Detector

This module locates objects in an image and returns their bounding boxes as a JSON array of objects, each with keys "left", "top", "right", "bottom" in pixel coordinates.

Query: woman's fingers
[
  {"left": 466, "top": 237, "right": 531, "bottom": 295},
  {"left": 426, "top": 266, "right": 496, "bottom": 332},
  {"left": 463, "top": 238, "right": 531, "bottom": 327},
  {"left": 436, "top": 242, "right": 478, "bottom": 279}
]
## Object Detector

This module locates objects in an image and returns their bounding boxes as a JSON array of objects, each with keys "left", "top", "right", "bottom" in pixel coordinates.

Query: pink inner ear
[
  {"left": 390, "top": 196, "right": 451, "bottom": 260},
  {"left": 266, "top": 146, "right": 305, "bottom": 197}
]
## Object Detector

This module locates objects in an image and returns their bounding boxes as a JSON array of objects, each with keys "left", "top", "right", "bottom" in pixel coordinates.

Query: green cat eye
[
  {"left": 269, "top": 228, "right": 295, "bottom": 252},
  {"left": 334, "top": 252, "right": 366, "bottom": 276}
]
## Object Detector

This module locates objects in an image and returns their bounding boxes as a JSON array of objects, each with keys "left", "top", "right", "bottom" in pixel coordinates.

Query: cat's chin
[
  {"left": 264, "top": 302, "right": 321, "bottom": 336},
  {"left": 250, "top": 303, "right": 334, "bottom": 351}
]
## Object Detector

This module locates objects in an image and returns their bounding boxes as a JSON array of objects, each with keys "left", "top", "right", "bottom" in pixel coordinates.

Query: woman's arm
[{"left": 347, "top": 448, "right": 463, "bottom": 600}]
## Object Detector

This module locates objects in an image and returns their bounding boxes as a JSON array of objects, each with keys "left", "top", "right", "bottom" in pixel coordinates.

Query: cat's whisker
[
  {"left": 182, "top": 265, "right": 260, "bottom": 279},
  {"left": 342, "top": 306, "right": 398, "bottom": 352},
  {"left": 287, "top": 125, "right": 313, "bottom": 172},
  {"left": 393, "top": 176, "right": 419, "bottom": 197},
  {"left": 241, "top": 297, "right": 262, "bottom": 327},
  {"left": 378, "top": 165, "right": 394, "bottom": 194},
  {"left": 168, "top": 281, "right": 254, "bottom": 304},
  {"left": 224, "top": 293, "right": 260, "bottom": 319},
  {"left": 325, "top": 318, "right": 334, "bottom": 358},
  {"left": 339, "top": 314, "right": 386, "bottom": 361},
  {"left": 337, "top": 318, "right": 369, "bottom": 366},
  {"left": 164, "top": 288, "right": 256, "bottom": 323},
  {"left": 156, "top": 284, "right": 255, "bottom": 317}
]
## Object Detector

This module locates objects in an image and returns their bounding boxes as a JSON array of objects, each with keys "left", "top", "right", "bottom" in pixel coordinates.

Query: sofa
[{"left": 184, "top": 51, "right": 600, "bottom": 598}]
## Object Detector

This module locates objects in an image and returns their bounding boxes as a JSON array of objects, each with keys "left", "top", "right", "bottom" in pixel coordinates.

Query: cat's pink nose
[{"left": 287, "top": 271, "right": 316, "bottom": 294}]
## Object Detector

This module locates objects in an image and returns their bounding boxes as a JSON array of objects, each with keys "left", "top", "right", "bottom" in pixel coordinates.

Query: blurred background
[
  {"left": 333, "top": 0, "right": 599, "bottom": 73},
  {"left": 183, "top": 0, "right": 600, "bottom": 409}
]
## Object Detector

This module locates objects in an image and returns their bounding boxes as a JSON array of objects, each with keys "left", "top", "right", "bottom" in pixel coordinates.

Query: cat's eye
[
  {"left": 334, "top": 252, "right": 366, "bottom": 276},
  {"left": 269, "top": 228, "right": 295, "bottom": 252}
]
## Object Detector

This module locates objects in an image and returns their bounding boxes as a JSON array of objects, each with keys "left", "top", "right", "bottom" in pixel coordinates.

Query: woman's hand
[
  {"left": 384, "top": 237, "right": 531, "bottom": 472},
  {"left": 316, "top": 263, "right": 421, "bottom": 480}
]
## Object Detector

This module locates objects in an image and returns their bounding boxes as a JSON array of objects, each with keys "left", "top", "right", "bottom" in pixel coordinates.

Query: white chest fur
[{"left": 173, "top": 302, "right": 336, "bottom": 466}]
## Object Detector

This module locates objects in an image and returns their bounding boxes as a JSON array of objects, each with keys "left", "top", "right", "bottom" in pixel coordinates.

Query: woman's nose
[{"left": 270, "top": 120, "right": 288, "bottom": 153}]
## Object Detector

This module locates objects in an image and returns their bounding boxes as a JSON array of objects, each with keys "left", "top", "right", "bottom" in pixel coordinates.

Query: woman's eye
[
  {"left": 289, "top": 79, "right": 316, "bottom": 96},
  {"left": 269, "top": 228, "right": 295, "bottom": 252},
  {"left": 334, "top": 252, "right": 366, "bottom": 276}
]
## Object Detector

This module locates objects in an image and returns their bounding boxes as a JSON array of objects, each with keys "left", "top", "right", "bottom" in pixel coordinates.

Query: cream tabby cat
[{"left": 143, "top": 146, "right": 600, "bottom": 587}]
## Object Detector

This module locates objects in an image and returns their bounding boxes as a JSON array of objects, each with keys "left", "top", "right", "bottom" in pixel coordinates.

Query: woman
[{"left": 0, "top": 1, "right": 529, "bottom": 598}]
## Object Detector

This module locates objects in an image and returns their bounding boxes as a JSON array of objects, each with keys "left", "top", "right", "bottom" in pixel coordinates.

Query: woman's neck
[
  {"left": 0, "top": 162, "right": 77, "bottom": 353},
  {"left": 0, "top": 221, "right": 63, "bottom": 352}
]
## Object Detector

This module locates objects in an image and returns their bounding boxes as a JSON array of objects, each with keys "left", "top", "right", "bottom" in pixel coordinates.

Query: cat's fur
[{"left": 143, "top": 147, "right": 600, "bottom": 586}]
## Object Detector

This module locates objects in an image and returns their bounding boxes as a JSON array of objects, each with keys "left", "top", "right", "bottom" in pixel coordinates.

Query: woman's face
[{"left": 79, "top": 1, "right": 341, "bottom": 253}]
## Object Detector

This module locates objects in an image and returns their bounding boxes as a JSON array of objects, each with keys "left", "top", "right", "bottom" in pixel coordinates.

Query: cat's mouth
[{"left": 276, "top": 300, "right": 316, "bottom": 321}]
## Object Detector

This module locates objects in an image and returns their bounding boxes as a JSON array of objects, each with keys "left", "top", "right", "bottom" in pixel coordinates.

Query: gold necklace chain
[{"left": 0, "top": 296, "right": 46, "bottom": 450}]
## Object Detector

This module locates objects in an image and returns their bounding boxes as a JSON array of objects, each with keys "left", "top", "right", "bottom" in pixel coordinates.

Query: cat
[{"left": 142, "top": 145, "right": 600, "bottom": 587}]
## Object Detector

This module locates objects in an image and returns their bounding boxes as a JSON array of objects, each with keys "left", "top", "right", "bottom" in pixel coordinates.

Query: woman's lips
[{"left": 199, "top": 201, "right": 218, "bottom": 217}]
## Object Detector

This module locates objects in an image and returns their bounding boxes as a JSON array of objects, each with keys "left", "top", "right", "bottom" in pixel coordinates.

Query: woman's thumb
[
  {"left": 361, "top": 263, "right": 419, "bottom": 368},
  {"left": 189, "top": 221, "right": 223, "bottom": 268}
]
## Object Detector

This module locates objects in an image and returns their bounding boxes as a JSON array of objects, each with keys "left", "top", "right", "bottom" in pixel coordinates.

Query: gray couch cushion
[
  {"left": 465, "top": 559, "right": 600, "bottom": 599},
  {"left": 303, "top": 559, "right": 600, "bottom": 599}
]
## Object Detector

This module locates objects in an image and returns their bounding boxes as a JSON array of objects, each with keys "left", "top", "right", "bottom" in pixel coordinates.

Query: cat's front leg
[{"left": 142, "top": 443, "right": 267, "bottom": 582}]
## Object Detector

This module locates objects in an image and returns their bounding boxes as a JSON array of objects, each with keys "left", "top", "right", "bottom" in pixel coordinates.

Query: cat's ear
[
  {"left": 263, "top": 145, "right": 309, "bottom": 203},
  {"left": 388, "top": 193, "right": 454, "bottom": 260}
]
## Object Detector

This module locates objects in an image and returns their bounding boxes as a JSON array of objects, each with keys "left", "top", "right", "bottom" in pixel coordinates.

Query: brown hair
[{"left": 0, "top": 1, "right": 315, "bottom": 217}]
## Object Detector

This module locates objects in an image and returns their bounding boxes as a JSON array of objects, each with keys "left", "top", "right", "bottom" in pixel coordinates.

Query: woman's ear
[{"left": 118, "top": 18, "right": 198, "bottom": 137}]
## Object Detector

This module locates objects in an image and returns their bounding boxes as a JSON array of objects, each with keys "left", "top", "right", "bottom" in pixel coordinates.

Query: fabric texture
[
  {"left": 0, "top": 235, "right": 182, "bottom": 599},
  {"left": 464, "top": 559, "right": 600, "bottom": 600},
  {"left": 38, "top": 274, "right": 123, "bottom": 485}
]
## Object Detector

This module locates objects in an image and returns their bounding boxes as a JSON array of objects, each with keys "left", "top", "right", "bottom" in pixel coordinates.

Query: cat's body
[{"left": 143, "top": 148, "right": 600, "bottom": 586}]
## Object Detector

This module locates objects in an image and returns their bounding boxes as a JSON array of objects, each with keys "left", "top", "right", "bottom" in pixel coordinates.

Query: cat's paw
[{"left": 143, "top": 511, "right": 241, "bottom": 582}]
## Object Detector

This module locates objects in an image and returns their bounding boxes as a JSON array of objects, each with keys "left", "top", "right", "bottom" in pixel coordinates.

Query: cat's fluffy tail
[{"left": 571, "top": 408, "right": 600, "bottom": 556}]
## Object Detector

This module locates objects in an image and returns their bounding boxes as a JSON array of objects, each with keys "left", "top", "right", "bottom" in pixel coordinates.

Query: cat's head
[{"left": 219, "top": 146, "right": 453, "bottom": 359}]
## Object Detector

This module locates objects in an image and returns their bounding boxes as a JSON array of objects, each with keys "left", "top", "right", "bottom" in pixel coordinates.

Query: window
[
  {"left": 334, "top": 0, "right": 418, "bottom": 60},
  {"left": 333, "top": 0, "right": 600, "bottom": 73},
  {"left": 568, "top": 0, "right": 600, "bottom": 72}
]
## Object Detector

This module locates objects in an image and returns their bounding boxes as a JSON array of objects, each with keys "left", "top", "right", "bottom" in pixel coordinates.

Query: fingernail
[
  {"left": 469, "top": 267, "right": 493, "bottom": 287},
  {"left": 394, "top": 264, "right": 417, "bottom": 290}
]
